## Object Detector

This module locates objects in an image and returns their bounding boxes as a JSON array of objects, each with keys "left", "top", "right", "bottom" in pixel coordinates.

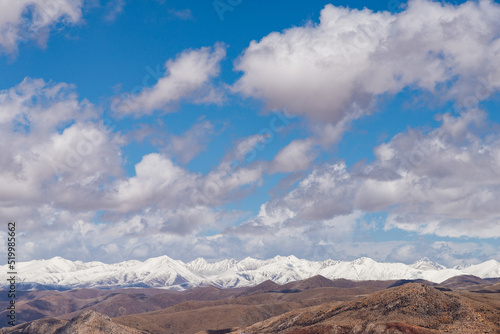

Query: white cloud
[
  {"left": 3, "top": 200, "right": 499, "bottom": 265},
  {"left": 3, "top": 1, "right": 500, "bottom": 264},
  {"left": 113, "top": 44, "right": 227, "bottom": 116},
  {"left": 0, "top": 0, "right": 84, "bottom": 53},
  {"left": 230, "top": 133, "right": 268, "bottom": 163},
  {"left": 0, "top": 79, "right": 268, "bottom": 262},
  {"left": 270, "top": 139, "right": 316, "bottom": 173},
  {"left": 0, "top": 78, "right": 123, "bottom": 208},
  {"left": 106, "top": 153, "right": 197, "bottom": 212},
  {"left": 0, "top": 203, "right": 240, "bottom": 262},
  {"left": 234, "top": 0, "right": 500, "bottom": 123},
  {"left": 354, "top": 110, "right": 500, "bottom": 237},
  {"left": 105, "top": 132, "right": 268, "bottom": 212},
  {"left": 240, "top": 109, "right": 500, "bottom": 239},
  {"left": 196, "top": 136, "right": 267, "bottom": 205},
  {"left": 167, "top": 120, "right": 215, "bottom": 164},
  {"left": 269, "top": 162, "right": 356, "bottom": 221},
  {"left": 0, "top": 92, "right": 498, "bottom": 263}
]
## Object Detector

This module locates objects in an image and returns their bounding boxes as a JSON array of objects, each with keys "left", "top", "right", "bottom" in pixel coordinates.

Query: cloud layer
[
  {"left": 234, "top": 0, "right": 500, "bottom": 122},
  {"left": 232, "top": 110, "right": 500, "bottom": 240},
  {"left": 0, "top": 0, "right": 499, "bottom": 267},
  {"left": 0, "top": 0, "right": 84, "bottom": 53},
  {"left": 113, "top": 44, "right": 227, "bottom": 116}
]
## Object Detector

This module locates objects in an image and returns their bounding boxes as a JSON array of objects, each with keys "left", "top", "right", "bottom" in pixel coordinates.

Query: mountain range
[{"left": 1, "top": 255, "right": 499, "bottom": 290}]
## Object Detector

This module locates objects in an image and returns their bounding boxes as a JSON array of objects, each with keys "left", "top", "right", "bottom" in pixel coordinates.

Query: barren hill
[
  {"left": 0, "top": 310, "right": 146, "bottom": 334},
  {"left": 438, "top": 275, "right": 493, "bottom": 289},
  {"left": 0, "top": 286, "right": 241, "bottom": 327},
  {"left": 2, "top": 279, "right": 500, "bottom": 334},
  {"left": 234, "top": 283, "right": 500, "bottom": 334}
]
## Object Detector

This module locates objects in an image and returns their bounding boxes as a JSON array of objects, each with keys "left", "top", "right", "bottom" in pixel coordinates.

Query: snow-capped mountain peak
[
  {"left": 187, "top": 258, "right": 238, "bottom": 277},
  {"left": 352, "top": 257, "right": 377, "bottom": 265},
  {"left": 1, "top": 256, "right": 499, "bottom": 291},
  {"left": 410, "top": 257, "right": 446, "bottom": 271}
]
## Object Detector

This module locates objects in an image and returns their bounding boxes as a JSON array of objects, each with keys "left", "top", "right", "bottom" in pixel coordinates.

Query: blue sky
[{"left": 0, "top": 0, "right": 500, "bottom": 266}]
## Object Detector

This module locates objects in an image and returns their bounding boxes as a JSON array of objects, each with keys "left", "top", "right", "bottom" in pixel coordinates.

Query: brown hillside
[
  {"left": 113, "top": 284, "right": 389, "bottom": 334},
  {"left": 0, "top": 286, "right": 241, "bottom": 327},
  {"left": 0, "top": 310, "right": 146, "bottom": 334},
  {"left": 438, "top": 275, "right": 493, "bottom": 289},
  {"left": 235, "top": 283, "right": 500, "bottom": 334},
  {"left": 4, "top": 279, "right": 499, "bottom": 334}
]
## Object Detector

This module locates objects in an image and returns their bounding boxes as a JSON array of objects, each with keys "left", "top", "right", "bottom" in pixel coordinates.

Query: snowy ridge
[{"left": 1, "top": 256, "right": 499, "bottom": 290}]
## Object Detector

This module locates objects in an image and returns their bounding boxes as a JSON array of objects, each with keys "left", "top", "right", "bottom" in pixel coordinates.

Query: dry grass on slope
[{"left": 234, "top": 283, "right": 500, "bottom": 334}]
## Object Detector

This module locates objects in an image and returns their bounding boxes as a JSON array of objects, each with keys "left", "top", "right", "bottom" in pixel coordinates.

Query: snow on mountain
[
  {"left": 187, "top": 258, "right": 238, "bottom": 277},
  {"left": 229, "top": 255, "right": 323, "bottom": 287},
  {"left": 1, "top": 256, "right": 499, "bottom": 290},
  {"left": 461, "top": 260, "right": 500, "bottom": 278},
  {"left": 410, "top": 257, "right": 446, "bottom": 271},
  {"left": 235, "top": 257, "right": 270, "bottom": 271},
  {"left": 318, "top": 257, "right": 414, "bottom": 281},
  {"left": 84, "top": 255, "right": 205, "bottom": 289}
]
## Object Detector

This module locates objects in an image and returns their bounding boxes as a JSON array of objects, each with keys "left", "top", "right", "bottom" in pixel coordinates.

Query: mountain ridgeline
[{"left": 1, "top": 256, "right": 500, "bottom": 290}]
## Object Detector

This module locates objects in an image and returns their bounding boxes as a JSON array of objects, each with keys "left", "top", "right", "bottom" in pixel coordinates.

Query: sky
[{"left": 0, "top": 0, "right": 499, "bottom": 266}]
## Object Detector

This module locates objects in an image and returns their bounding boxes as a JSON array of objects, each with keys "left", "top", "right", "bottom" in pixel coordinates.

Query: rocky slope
[
  {"left": 234, "top": 283, "right": 500, "bottom": 334},
  {"left": 2, "top": 279, "right": 500, "bottom": 334},
  {"left": 0, "top": 310, "right": 146, "bottom": 334}
]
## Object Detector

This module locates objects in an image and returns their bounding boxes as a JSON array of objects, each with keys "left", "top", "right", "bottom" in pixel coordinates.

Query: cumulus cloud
[
  {"left": 3, "top": 1, "right": 500, "bottom": 264},
  {"left": 106, "top": 130, "right": 269, "bottom": 213},
  {"left": 1, "top": 90, "right": 498, "bottom": 264},
  {"left": 190, "top": 134, "right": 270, "bottom": 206},
  {"left": 355, "top": 110, "right": 500, "bottom": 237},
  {"left": 166, "top": 120, "right": 215, "bottom": 164},
  {"left": 0, "top": 78, "right": 123, "bottom": 208},
  {"left": 113, "top": 44, "right": 227, "bottom": 116},
  {"left": 234, "top": 0, "right": 500, "bottom": 123},
  {"left": 247, "top": 162, "right": 357, "bottom": 224},
  {"left": 218, "top": 210, "right": 495, "bottom": 266},
  {"left": 0, "top": 202, "right": 242, "bottom": 262},
  {"left": 3, "top": 199, "right": 498, "bottom": 265},
  {"left": 233, "top": 109, "right": 500, "bottom": 239},
  {"left": 270, "top": 139, "right": 316, "bottom": 173},
  {"left": 0, "top": 78, "right": 270, "bottom": 262},
  {"left": 221, "top": 210, "right": 363, "bottom": 260},
  {"left": 105, "top": 153, "right": 198, "bottom": 212},
  {"left": 228, "top": 133, "right": 269, "bottom": 163},
  {"left": 0, "top": 0, "right": 84, "bottom": 53}
]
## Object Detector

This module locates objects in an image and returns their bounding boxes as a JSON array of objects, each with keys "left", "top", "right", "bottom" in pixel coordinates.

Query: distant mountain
[
  {"left": 387, "top": 278, "right": 436, "bottom": 288},
  {"left": 438, "top": 275, "right": 492, "bottom": 289},
  {"left": 1, "top": 256, "right": 499, "bottom": 290}
]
